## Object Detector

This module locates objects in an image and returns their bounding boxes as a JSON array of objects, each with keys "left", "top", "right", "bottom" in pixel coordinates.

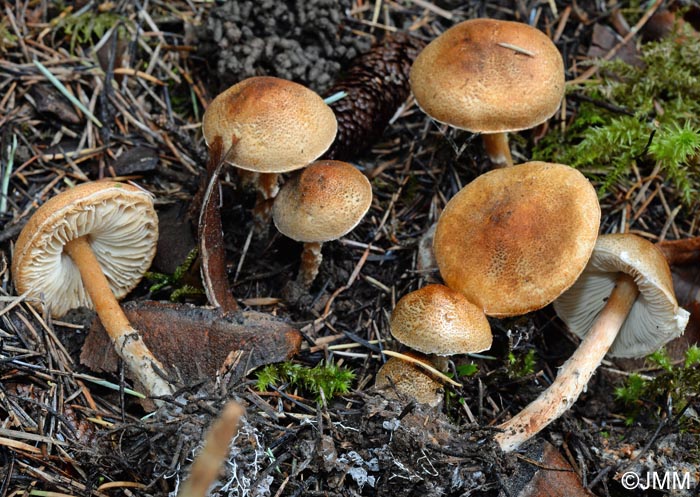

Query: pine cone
[{"left": 324, "top": 32, "right": 426, "bottom": 161}]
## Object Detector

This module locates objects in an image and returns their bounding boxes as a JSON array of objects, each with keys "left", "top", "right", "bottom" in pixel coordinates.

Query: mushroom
[
  {"left": 12, "top": 181, "right": 174, "bottom": 400},
  {"left": 375, "top": 353, "right": 444, "bottom": 407},
  {"left": 390, "top": 284, "right": 492, "bottom": 356},
  {"left": 202, "top": 76, "right": 337, "bottom": 227},
  {"left": 272, "top": 160, "right": 372, "bottom": 287},
  {"left": 410, "top": 19, "right": 565, "bottom": 168},
  {"left": 495, "top": 233, "right": 689, "bottom": 452},
  {"left": 433, "top": 161, "right": 600, "bottom": 317}
]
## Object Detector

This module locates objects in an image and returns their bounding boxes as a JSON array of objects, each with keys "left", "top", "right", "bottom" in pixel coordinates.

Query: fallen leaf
[
  {"left": 499, "top": 441, "right": 594, "bottom": 497},
  {"left": 81, "top": 301, "right": 302, "bottom": 385}
]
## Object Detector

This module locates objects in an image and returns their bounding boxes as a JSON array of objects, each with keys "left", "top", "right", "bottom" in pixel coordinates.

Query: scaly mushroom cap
[
  {"left": 202, "top": 76, "right": 337, "bottom": 173},
  {"left": 272, "top": 160, "right": 372, "bottom": 243},
  {"left": 554, "top": 233, "right": 689, "bottom": 358},
  {"left": 410, "top": 18, "right": 565, "bottom": 133},
  {"left": 434, "top": 162, "right": 600, "bottom": 317},
  {"left": 375, "top": 354, "right": 444, "bottom": 407},
  {"left": 12, "top": 182, "right": 158, "bottom": 317},
  {"left": 390, "top": 284, "right": 492, "bottom": 356}
]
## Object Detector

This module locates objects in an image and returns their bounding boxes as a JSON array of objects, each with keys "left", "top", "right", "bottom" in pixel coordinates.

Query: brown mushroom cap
[
  {"left": 272, "top": 160, "right": 372, "bottom": 243},
  {"left": 433, "top": 162, "right": 600, "bottom": 317},
  {"left": 202, "top": 76, "right": 337, "bottom": 173},
  {"left": 375, "top": 354, "right": 444, "bottom": 407},
  {"left": 12, "top": 181, "right": 158, "bottom": 317},
  {"left": 390, "top": 284, "right": 492, "bottom": 356},
  {"left": 410, "top": 18, "right": 565, "bottom": 133}
]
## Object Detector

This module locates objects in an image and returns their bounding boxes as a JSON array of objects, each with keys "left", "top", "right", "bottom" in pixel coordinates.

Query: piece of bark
[
  {"left": 30, "top": 85, "right": 81, "bottom": 124},
  {"left": 81, "top": 301, "right": 302, "bottom": 385},
  {"left": 498, "top": 440, "right": 594, "bottom": 497},
  {"left": 112, "top": 146, "right": 159, "bottom": 175}
]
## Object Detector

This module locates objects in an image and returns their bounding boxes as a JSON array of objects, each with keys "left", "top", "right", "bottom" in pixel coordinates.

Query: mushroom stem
[
  {"left": 298, "top": 241, "right": 323, "bottom": 288},
  {"left": 494, "top": 272, "right": 639, "bottom": 452},
  {"left": 252, "top": 173, "right": 280, "bottom": 235},
  {"left": 64, "top": 236, "right": 175, "bottom": 400},
  {"left": 482, "top": 133, "right": 513, "bottom": 168}
]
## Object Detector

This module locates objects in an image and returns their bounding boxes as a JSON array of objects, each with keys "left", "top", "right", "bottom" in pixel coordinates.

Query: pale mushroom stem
[
  {"left": 176, "top": 401, "right": 244, "bottom": 497},
  {"left": 252, "top": 172, "right": 280, "bottom": 235},
  {"left": 482, "top": 133, "right": 513, "bottom": 168},
  {"left": 299, "top": 241, "right": 323, "bottom": 288},
  {"left": 494, "top": 273, "right": 639, "bottom": 452},
  {"left": 64, "top": 236, "right": 175, "bottom": 400}
]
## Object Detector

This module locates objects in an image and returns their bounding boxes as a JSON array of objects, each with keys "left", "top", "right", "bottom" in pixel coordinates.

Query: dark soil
[{"left": 1, "top": 1, "right": 699, "bottom": 497}]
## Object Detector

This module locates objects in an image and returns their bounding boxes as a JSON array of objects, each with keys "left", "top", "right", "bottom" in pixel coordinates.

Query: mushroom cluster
[
  {"left": 381, "top": 162, "right": 599, "bottom": 408},
  {"left": 202, "top": 76, "right": 372, "bottom": 291},
  {"left": 202, "top": 76, "right": 338, "bottom": 227}
]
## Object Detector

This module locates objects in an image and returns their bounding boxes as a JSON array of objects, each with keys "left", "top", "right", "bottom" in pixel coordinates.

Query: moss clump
[
  {"left": 534, "top": 24, "right": 700, "bottom": 206},
  {"left": 615, "top": 346, "right": 700, "bottom": 427},
  {"left": 256, "top": 360, "right": 355, "bottom": 403}
]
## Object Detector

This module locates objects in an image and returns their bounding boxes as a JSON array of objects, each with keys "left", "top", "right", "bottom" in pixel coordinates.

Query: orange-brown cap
[
  {"left": 410, "top": 19, "right": 565, "bottom": 133},
  {"left": 12, "top": 181, "right": 158, "bottom": 317},
  {"left": 202, "top": 76, "right": 337, "bottom": 173},
  {"left": 272, "top": 160, "right": 372, "bottom": 243},
  {"left": 433, "top": 162, "right": 600, "bottom": 317},
  {"left": 390, "top": 284, "right": 492, "bottom": 356},
  {"left": 375, "top": 354, "right": 444, "bottom": 407}
]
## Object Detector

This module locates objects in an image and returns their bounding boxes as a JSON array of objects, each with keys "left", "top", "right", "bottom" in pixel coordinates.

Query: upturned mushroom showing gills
[
  {"left": 495, "top": 234, "right": 689, "bottom": 452},
  {"left": 272, "top": 160, "right": 372, "bottom": 287},
  {"left": 410, "top": 18, "right": 564, "bottom": 168},
  {"left": 12, "top": 181, "right": 174, "bottom": 401},
  {"left": 390, "top": 284, "right": 492, "bottom": 356},
  {"left": 433, "top": 162, "right": 600, "bottom": 318}
]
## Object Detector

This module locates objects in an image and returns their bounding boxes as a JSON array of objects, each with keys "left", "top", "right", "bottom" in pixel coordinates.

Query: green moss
[
  {"left": 144, "top": 248, "right": 204, "bottom": 302},
  {"left": 53, "top": 7, "right": 131, "bottom": 53},
  {"left": 615, "top": 346, "right": 700, "bottom": 427},
  {"left": 533, "top": 25, "right": 700, "bottom": 206},
  {"left": 256, "top": 360, "right": 355, "bottom": 403}
]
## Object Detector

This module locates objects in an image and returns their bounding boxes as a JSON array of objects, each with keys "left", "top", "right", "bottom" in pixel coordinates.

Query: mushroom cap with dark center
[
  {"left": 390, "top": 284, "right": 492, "bottom": 356},
  {"left": 553, "top": 233, "right": 689, "bottom": 358},
  {"left": 433, "top": 162, "right": 600, "bottom": 317},
  {"left": 12, "top": 182, "right": 158, "bottom": 317},
  {"left": 202, "top": 76, "right": 337, "bottom": 173},
  {"left": 272, "top": 160, "right": 372, "bottom": 243},
  {"left": 410, "top": 18, "right": 565, "bottom": 133}
]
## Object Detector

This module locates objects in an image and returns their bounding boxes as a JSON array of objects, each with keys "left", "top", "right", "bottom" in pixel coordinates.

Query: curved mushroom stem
[
  {"left": 64, "top": 236, "right": 175, "bottom": 401},
  {"left": 298, "top": 241, "right": 323, "bottom": 288},
  {"left": 482, "top": 132, "right": 513, "bottom": 168},
  {"left": 494, "top": 273, "right": 639, "bottom": 452}
]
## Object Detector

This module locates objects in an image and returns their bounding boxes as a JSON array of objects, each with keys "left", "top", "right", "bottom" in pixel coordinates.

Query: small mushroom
[
  {"left": 390, "top": 284, "right": 492, "bottom": 356},
  {"left": 495, "top": 234, "right": 689, "bottom": 452},
  {"left": 433, "top": 162, "right": 600, "bottom": 317},
  {"left": 410, "top": 19, "right": 565, "bottom": 168},
  {"left": 375, "top": 353, "right": 444, "bottom": 407},
  {"left": 272, "top": 160, "right": 372, "bottom": 287},
  {"left": 202, "top": 76, "right": 337, "bottom": 226},
  {"left": 12, "top": 182, "right": 174, "bottom": 400}
]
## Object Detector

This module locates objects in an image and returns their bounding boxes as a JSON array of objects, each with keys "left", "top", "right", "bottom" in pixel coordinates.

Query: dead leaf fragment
[{"left": 81, "top": 301, "right": 302, "bottom": 385}]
